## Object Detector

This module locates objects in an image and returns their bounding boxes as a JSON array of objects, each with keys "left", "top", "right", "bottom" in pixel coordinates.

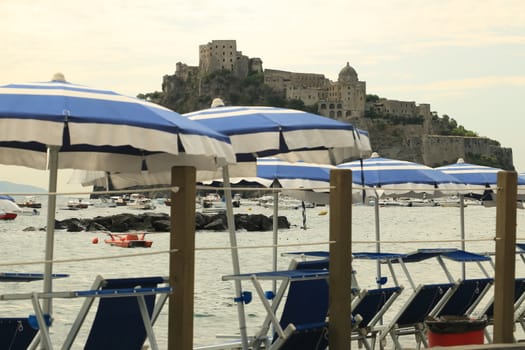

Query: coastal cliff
[{"left": 353, "top": 117, "right": 513, "bottom": 169}]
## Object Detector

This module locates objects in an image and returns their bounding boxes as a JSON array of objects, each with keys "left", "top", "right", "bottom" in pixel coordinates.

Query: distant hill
[{"left": 0, "top": 181, "right": 46, "bottom": 196}]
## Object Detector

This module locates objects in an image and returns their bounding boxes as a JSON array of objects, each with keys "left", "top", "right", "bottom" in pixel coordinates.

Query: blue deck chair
[
  {"left": 479, "top": 278, "right": 525, "bottom": 343},
  {"left": 0, "top": 317, "right": 39, "bottom": 350},
  {"left": 223, "top": 259, "right": 330, "bottom": 350},
  {"left": 349, "top": 252, "right": 407, "bottom": 350},
  {"left": 352, "top": 286, "right": 404, "bottom": 350},
  {"left": 0, "top": 272, "right": 68, "bottom": 349},
  {"left": 60, "top": 275, "right": 170, "bottom": 350},
  {"left": 376, "top": 249, "right": 460, "bottom": 349},
  {"left": 380, "top": 282, "right": 455, "bottom": 349},
  {"left": 436, "top": 278, "right": 493, "bottom": 317},
  {"left": 434, "top": 250, "right": 494, "bottom": 317}
]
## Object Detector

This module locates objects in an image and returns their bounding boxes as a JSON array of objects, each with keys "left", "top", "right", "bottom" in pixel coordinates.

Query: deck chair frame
[
  {"left": 222, "top": 259, "right": 329, "bottom": 350},
  {"left": 0, "top": 275, "right": 171, "bottom": 350}
]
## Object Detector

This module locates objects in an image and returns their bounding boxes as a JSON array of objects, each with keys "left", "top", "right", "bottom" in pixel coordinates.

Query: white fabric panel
[
  {"left": 0, "top": 148, "right": 48, "bottom": 169},
  {"left": 0, "top": 119, "right": 63, "bottom": 145},
  {"left": 230, "top": 132, "right": 278, "bottom": 154}
]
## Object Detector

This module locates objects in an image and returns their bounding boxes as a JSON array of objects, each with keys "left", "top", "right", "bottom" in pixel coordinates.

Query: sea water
[{"left": 1, "top": 197, "right": 525, "bottom": 348}]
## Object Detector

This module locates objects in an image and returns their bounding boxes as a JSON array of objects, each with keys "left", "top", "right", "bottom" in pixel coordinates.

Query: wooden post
[
  {"left": 168, "top": 166, "right": 196, "bottom": 350},
  {"left": 493, "top": 171, "right": 517, "bottom": 343},
  {"left": 329, "top": 169, "right": 352, "bottom": 349}
]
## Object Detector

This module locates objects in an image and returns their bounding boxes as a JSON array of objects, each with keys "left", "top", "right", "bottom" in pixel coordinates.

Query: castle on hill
[{"left": 174, "top": 39, "right": 431, "bottom": 121}]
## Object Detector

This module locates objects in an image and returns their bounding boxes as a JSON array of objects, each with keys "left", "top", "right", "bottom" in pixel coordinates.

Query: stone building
[
  {"left": 198, "top": 40, "right": 262, "bottom": 79},
  {"left": 367, "top": 98, "right": 431, "bottom": 119},
  {"left": 318, "top": 62, "right": 366, "bottom": 119},
  {"left": 173, "top": 40, "right": 430, "bottom": 122}
]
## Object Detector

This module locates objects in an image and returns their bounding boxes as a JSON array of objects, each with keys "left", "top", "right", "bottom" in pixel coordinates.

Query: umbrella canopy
[
  {"left": 338, "top": 152, "right": 464, "bottom": 197},
  {"left": 256, "top": 157, "right": 334, "bottom": 196},
  {"left": 184, "top": 104, "right": 372, "bottom": 174},
  {"left": 0, "top": 74, "right": 235, "bottom": 172},
  {"left": 435, "top": 158, "right": 525, "bottom": 195},
  {"left": 0, "top": 74, "right": 236, "bottom": 317}
]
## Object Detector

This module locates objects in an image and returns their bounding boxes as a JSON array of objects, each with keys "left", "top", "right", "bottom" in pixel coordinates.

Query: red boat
[
  {"left": 104, "top": 233, "right": 153, "bottom": 248},
  {"left": 0, "top": 211, "right": 17, "bottom": 220}
]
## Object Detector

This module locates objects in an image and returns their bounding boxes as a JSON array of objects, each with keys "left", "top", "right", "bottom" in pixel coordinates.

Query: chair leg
[
  {"left": 31, "top": 293, "right": 53, "bottom": 350},
  {"left": 137, "top": 295, "right": 159, "bottom": 350}
]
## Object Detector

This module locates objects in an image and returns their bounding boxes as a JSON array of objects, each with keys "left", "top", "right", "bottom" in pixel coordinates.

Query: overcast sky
[{"left": 1, "top": 0, "right": 524, "bottom": 192}]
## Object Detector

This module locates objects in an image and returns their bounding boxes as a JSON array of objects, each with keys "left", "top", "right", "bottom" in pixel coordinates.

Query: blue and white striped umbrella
[
  {"left": 337, "top": 152, "right": 465, "bottom": 286},
  {"left": 0, "top": 74, "right": 235, "bottom": 172},
  {"left": 256, "top": 157, "right": 334, "bottom": 192},
  {"left": 337, "top": 152, "right": 464, "bottom": 196},
  {"left": 185, "top": 104, "right": 371, "bottom": 347},
  {"left": 435, "top": 158, "right": 525, "bottom": 194},
  {"left": 0, "top": 74, "right": 236, "bottom": 318},
  {"left": 185, "top": 105, "right": 371, "bottom": 175}
]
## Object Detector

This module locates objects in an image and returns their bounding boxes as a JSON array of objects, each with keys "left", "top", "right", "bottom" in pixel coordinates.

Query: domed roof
[{"left": 338, "top": 62, "right": 358, "bottom": 83}]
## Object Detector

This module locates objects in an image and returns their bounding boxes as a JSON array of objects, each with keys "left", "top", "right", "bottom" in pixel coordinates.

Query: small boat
[
  {"left": 0, "top": 210, "right": 17, "bottom": 220},
  {"left": 67, "top": 198, "right": 90, "bottom": 210},
  {"left": 127, "top": 194, "right": 156, "bottom": 210},
  {"left": 104, "top": 233, "right": 153, "bottom": 248},
  {"left": 17, "top": 196, "right": 42, "bottom": 209}
]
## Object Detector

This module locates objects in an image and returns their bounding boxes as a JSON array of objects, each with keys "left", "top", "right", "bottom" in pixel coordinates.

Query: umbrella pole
[
  {"left": 460, "top": 194, "right": 466, "bottom": 279},
  {"left": 222, "top": 166, "right": 249, "bottom": 350},
  {"left": 272, "top": 188, "right": 278, "bottom": 294},
  {"left": 43, "top": 145, "right": 59, "bottom": 315},
  {"left": 374, "top": 191, "right": 382, "bottom": 288}
]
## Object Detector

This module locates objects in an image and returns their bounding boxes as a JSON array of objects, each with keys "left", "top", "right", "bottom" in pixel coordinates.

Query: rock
[
  {"left": 152, "top": 219, "right": 170, "bottom": 232},
  {"left": 54, "top": 212, "right": 288, "bottom": 233}
]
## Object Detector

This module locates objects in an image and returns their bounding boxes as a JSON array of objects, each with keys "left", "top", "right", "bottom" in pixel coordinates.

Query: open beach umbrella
[
  {"left": 337, "top": 152, "right": 465, "bottom": 284},
  {"left": 184, "top": 104, "right": 372, "bottom": 177},
  {"left": 436, "top": 158, "right": 525, "bottom": 195},
  {"left": 435, "top": 158, "right": 525, "bottom": 276},
  {"left": 185, "top": 103, "right": 371, "bottom": 348},
  {"left": 0, "top": 74, "right": 236, "bottom": 317}
]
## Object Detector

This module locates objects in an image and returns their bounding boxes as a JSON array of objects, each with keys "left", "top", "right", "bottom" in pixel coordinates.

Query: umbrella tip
[
  {"left": 52, "top": 73, "right": 66, "bottom": 82},
  {"left": 211, "top": 98, "right": 225, "bottom": 108}
]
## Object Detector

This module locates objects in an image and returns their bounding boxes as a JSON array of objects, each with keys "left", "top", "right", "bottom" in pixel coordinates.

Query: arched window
[
  {"left": 320, "top": 104, "right": 327, "bottom": 109},
  {"left": 337, "top": 111, "right": 342, "bottom": 117},
  {"left": 329, "top": 111, "right": 335, "bottom": 118},
  {"left": 337, "top": 103, "right": 342, "bottom": 109},
  {"left": 329, "top": 104, "right": 335, "bottom": 109}
]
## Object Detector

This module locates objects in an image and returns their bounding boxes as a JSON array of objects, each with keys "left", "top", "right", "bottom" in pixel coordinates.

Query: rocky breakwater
[{"left": 48, "top": 212, "right": 291, "bottom": 233}]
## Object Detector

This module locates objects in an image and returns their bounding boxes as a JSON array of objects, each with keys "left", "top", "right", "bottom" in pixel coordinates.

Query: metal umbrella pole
[
  {"left": 222, "top": 166, "right": 249, "bottom": 349},
  {"left": 43, "top": 145, "right": 59, "bottom": 315}
]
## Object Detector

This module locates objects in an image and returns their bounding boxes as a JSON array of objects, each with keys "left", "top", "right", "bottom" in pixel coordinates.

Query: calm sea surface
[{"left": 2, "top": 196, "right": 525, "bottom": 348}]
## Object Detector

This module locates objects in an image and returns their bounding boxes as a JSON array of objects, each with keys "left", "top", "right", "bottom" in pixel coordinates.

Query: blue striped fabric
[
  {"left": 436, "top": 158, "right": 525, "bottom": 187},
  {"left": 0, "top": 78, "right": 235, "bottom": 172},
  {"left": 185, "top": 105, "right": 370, "bottom": 164},
  {"left": 337, "top": 153, "right": 464, "bottom": 196}
]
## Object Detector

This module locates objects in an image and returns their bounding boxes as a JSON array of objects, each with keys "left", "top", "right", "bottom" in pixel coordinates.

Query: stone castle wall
[{"left": 421, "top": 135, "right": 513, "bottom": 168}]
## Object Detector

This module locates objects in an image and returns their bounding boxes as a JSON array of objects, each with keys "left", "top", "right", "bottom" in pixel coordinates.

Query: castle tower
[{"left": 318, "top": 62, "right": 366, "bottom": 119}]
